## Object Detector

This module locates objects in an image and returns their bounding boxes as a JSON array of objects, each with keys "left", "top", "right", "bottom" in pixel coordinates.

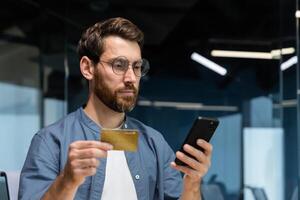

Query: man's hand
[
  {"left": 42, "top": 140, "right": 113, "bottom": 200},
  {"left": 171, "top": 139, "right": 213, "bottom": 200},
  {"left": 63, "top": 140, "right": 113, "bottom": 186}
]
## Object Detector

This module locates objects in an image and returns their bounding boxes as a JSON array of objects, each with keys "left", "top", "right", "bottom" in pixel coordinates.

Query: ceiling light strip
[
  {"left": 191, "top": 52, "right": 227, "bottom": 76},
  {"left": 137, "top": 100, "right": 238, "bottom": 111},
  {"left": 280, "top": 56, "right": 297, "bottom": 71},
  {"left": 296, "top": 10, "right": 300, "bottom": 18},
  {"left": 273, "top": 99, "right": 297, "bottom": 108},
  {"left": 211, "top": 50, "right": 273, "bottom": 59},
  {"left": 271, "top": 47, "right": 295, "bottom": 56},
  {"left": 211, "top": 47, "right": 295, "bottom": 60}
]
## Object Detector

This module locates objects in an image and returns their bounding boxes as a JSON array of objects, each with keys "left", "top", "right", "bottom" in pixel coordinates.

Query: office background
[{"left": 0, "top": 0, "right": 299, "bottom": 199}]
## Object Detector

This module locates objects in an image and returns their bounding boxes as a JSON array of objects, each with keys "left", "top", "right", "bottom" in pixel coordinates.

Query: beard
[{"left": 93, "top": 68, "right": 139, "bottom": 113}]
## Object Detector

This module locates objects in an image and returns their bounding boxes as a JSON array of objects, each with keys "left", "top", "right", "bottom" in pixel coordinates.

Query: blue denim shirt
[{"left": 19, "top": 108, "right": 183, "bottom": 200}]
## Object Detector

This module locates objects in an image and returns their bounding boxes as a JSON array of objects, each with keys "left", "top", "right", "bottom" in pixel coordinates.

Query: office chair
[
  {"left": 244, "top": 185, "right": 268, "bottom": 200},
  {"left": 291, "top": 185, "right": 298, "bottom": 200}
]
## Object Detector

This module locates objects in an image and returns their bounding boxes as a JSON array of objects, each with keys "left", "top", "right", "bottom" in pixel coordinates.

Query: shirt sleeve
[
  {"left": 161, "top": 139, "right": 183, "bottom": 200},
  {"left": 18, "top": 133, "right": 59, "bottom": 200}
]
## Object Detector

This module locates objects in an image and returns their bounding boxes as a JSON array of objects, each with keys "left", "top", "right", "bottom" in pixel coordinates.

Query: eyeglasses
[{"left": 99, "top": 56, "right": 150, "bottom": 77}]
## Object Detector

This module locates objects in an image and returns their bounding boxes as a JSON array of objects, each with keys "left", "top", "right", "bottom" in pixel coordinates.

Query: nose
[{"left": 123, "top": 65, "right": 138, "bottom": 83}]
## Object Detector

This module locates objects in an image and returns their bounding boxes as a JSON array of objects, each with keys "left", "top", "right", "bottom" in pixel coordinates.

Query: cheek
[
  {"left": 106, "top": 78, "right": 124, "bottom": 92},
  {"left": 134, "top": 77, "right": 141, "bottom": 86},
  {"left": 136, "top": 82, "right": 140, "bottom": 90},
  {"left": 135, "top": 79, "right": 140, "bottom": 88}
]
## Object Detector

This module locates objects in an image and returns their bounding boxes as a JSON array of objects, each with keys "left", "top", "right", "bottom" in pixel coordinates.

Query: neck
[{"left": 83, "top": 93, "right": 125, "bottom": 129}]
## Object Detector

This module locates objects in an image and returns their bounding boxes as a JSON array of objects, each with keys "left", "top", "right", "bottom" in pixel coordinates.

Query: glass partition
[
  {"left": 0, "top": 28, "right": 40, "bottom": 170},
  {"left": 297, "top": 0, "right": 300, "bottom": 198},
  {"left": 281, "top": 49, "right": 298, "bottom": 199}
]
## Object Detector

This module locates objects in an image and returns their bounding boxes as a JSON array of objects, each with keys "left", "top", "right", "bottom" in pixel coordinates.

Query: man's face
[{"left": 93, "top": 36, "right": 141, "bottom": 113}]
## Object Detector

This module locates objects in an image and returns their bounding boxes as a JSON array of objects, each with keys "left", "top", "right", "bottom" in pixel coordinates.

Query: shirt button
[{"left": 135, "top": 175, "right": 140, "bottom": 180}]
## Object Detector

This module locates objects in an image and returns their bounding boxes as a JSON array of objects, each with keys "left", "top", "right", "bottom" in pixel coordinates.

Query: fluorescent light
[
  {"left": 296, "top": 10, "right": 300, "bottom": 18},
  {"left": 211, "top": 50, "right": 272, "bottom": 59},
  {"left": 281, "top": 99, "right": 297, "bottom": 107},
  {"left": 191, "top": 52, "right": 227, "bottom": 76},
  {"left": 273, "top": 99, "right": 297, "bottom": 108},
  {"left": 211, "top": 47, "right": 295, "bottom": 60},
  {"left": 137, "top": 100, "right": 152, "bottom": 106},
  {"left": 271, "top": 47, "right": 295, "bottom": 56},
  {"left": 153, "top": 101, "right": 203, "bottom": 109},
  {"left": 280, "top": 56, "right": 297, "bottom": 71},
  {"left": 137, "top": 100, "right": 238, "bottom": 111}
]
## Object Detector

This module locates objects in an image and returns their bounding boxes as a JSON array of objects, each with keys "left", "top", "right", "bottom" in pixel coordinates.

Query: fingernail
[{"left": 197, "top": 139, "right": 203, "bottom": 145}]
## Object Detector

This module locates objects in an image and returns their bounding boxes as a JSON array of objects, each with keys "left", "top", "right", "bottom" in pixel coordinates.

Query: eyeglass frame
[{"left": 98, "top": 56, "right": 150, "bottom": 77}]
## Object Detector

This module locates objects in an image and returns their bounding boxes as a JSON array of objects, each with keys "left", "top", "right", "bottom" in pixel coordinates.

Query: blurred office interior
[{"left": 0, "top": 0, "right": 299, "bottom": 199}]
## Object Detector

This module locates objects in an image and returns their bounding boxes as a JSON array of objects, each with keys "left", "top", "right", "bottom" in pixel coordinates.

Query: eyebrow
[{"left": 108, "top": 56, "right": 143, "bottom": 61}]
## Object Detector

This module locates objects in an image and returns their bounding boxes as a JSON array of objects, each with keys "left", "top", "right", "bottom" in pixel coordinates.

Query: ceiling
[{"left": 0, "top": 0, "right": 297, "bottom": 96}]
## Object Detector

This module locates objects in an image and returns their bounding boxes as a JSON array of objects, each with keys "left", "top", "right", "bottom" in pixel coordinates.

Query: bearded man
[{"left": 19, "top": 17, "right": 213, "bottom": 200}]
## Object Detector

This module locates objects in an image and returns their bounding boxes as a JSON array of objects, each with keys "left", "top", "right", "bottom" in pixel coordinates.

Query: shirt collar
[{"left": 78, "top": 107, "right": 129, "bottom": 134}]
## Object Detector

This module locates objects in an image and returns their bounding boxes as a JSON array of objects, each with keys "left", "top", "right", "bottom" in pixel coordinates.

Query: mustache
[{"left": 118, "top": 84, "right": 138, "bottom": 93}]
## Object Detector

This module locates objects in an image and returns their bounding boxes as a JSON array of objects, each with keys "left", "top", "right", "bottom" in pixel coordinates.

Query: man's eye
[
  {"left": 115, "top": 63, "right": 123, "bottom": 68},
  {"left": 134, "top": 62, "right": 143, "bottom": 69},
  {"left": 134, "top": 65, "right": 142, "bottom": 69},
  {"left": 113, "top": 61, "right": 126, "bottom": 69}
]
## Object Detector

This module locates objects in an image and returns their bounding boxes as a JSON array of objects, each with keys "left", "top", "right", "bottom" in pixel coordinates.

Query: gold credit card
[{"left": 100, "top": 129, "right": 139, "bottom": 152}]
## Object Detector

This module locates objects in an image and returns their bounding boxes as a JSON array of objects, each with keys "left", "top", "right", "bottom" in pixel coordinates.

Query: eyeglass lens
[{"left": 111, "top": 57, "right": 149, "bottom": 77}]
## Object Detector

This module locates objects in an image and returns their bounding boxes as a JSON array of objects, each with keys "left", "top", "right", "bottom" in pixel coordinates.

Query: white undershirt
[{"left": 101, "top": 150, "right": 138, "bottom": 200}]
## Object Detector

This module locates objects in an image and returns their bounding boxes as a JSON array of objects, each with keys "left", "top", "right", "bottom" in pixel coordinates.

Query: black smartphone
[
  {"left": 174, "top": 116, "right": 219, "bottom": 166},
  {"left": 0, "top": 171, "right": 10, "bottom": 200}
]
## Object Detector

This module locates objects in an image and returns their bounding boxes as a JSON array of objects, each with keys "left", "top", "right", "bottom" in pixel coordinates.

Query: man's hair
[{"left": 77, "top": 17, "right": 144, "bottom": 63}]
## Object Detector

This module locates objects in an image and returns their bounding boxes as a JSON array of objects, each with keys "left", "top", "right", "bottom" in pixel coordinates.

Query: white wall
[{"left": 243, "top": 127, "right": 284, "bottom": 200}]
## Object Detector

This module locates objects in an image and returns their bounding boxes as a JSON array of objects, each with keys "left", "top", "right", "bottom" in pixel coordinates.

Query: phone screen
[{"left": 174, "top": 117, "right": 219, "bottom": 166}]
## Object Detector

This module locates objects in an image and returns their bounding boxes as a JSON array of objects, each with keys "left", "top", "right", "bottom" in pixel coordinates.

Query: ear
[{"left": 80, "top": 56, "right": 95, "bottom": 80}]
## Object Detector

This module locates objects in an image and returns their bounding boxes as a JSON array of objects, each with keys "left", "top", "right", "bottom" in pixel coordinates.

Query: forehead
[{"left": 101, "top": 36, "right": 141, "bottom": 60}]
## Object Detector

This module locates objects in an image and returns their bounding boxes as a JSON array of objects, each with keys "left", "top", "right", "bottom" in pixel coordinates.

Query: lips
[
  {"left": 118, "top": 85, "right": 136, "bottom": 93},
  {"left": 117, "top": 84, "right": 138, "bottom": 97},
  {"left": 118, "top": 90, "right": 135, "bottom": 96}
]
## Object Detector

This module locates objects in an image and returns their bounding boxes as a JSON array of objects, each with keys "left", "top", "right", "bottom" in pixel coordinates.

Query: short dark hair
[{"left": 77, "top": 17, "right": 144, "bottom": 63}]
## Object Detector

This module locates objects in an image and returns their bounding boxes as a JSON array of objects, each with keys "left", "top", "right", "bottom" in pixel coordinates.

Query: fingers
[
  {"left": 176, "top": 143, "right": 211, "bottom": 165},
  {"left": 178, "top": 139, "right": 212, "bottom": 164},
  {"left": 69, "top": 141, "right": 113, "bottom": 160},
  {"left": 184, "top": 144, "right": 208, "bottom": 163},
  {"left": 171, "top": 154, "right": 209, "bottom": 183},
  {"left": 196, "top": 139, "right": 213, "bottom": 156},
  {"left": 172, "top": 139, "right": 213, "bottom": 183},
  {"left": 175, "top": 149, "right": 210, "bottom": 174},
  {"left": 70, "top": 158, "right": 100, "bottom": 169},
  {"left": 69, "top": 148, "right": 109, "bottom": 160},
  {"left": 170, "top": 162, "right": 202, "bottom": 179},
  {"left": 70, "top": 140, "right": 113, "bottom": 151},
  {"left": 73, "top": 167, "right": 98, "bottom": 177},
  {"left": 69, "top": 158, "right": 100, "bottom": 177},
  {"left": 63, "top": 141, "right": 112, "bottom": 185}
]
